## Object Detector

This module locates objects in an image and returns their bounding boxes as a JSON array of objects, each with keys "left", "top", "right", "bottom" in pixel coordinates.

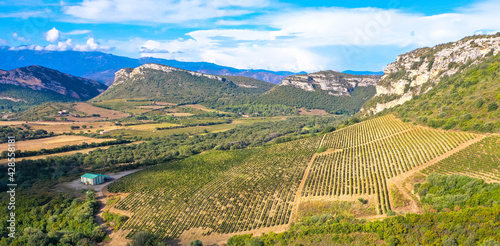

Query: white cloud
[
  {"left": 74, "top": 38, "right": 112, "bottom": 51},
  {"left": 0, "top": 10, "right": 49, "bottom": 18},
  {"left": 45, "top": 27, "right": 61, "bottom": 42},
  {"left": 65, "top": 30, "right": 92, "bottom": 35},
  {"left": 45, "top": 39, "right": 73, "bottom": 51},
  {"left": 9, "top": 38, "right": 113, "bottom": 52},
  {"left": 137, "top": 0, "right": 500, "bottom": 72},
  {"left": 0, "top": 38, "right": 9, "bottom": 45},
  {"left": 12, "top": 33, "right": 28, "bottom": 42},
  {"left": 63, "top": 0, "right": 270, "bottom": 23}
]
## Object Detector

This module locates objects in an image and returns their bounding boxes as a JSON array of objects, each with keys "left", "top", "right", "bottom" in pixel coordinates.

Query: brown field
[
  {"left": 137, "top": 105, "right": 168, "bottom": 109},
  {"left": 27, "top": 122, "right": 120, "bottom": 134},
  {"left": 179, "top": 104, "right": 230, "bottom": 114},
  {"left": 299, "top": 108, "right": 329, "bottom": 115},
  {"left": 0, "top": 135, "right": 112, "bottom": 152},
  {"left": 74, "top": 102, "right": 130, "bottom": 120}
]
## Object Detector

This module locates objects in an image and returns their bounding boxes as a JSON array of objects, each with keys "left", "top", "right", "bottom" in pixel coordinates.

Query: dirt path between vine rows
[{"left": 387, "top": 133, "right": 487, "bottom": 214}]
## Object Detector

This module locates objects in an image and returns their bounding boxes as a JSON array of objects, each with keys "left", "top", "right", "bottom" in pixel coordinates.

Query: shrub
[{"left": 487, "top": 102, "right": 498, "bottom": 112}]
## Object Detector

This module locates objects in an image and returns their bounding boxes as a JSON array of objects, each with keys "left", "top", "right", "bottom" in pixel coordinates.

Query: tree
[
  {"left": 128, "top": 231, "right": 157, "bottom": 246},
  {"left": 190, "top": 239, "right": 203, "bottom": 246},
  {"left": 443, "top": 237, "right": 458, "bottom": 246}
]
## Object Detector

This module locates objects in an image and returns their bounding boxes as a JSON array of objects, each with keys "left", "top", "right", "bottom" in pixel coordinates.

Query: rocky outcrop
[
  {"left": 278, "top": 71, "right": 380, "bottom": 96},
  {"left": 363, "top": 33, "right": 500, "bottom": 114},
  {"left": 111, "top": 63, "right": 229, "bottom": 88},
  {"left": 0, "top": 65, "right": 107, "bottom": 100}
]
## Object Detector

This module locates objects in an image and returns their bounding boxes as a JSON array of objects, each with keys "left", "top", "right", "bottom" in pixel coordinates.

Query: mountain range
[
  {"left": 0, "top": 47, "right": 382, "bottom": 85},
  {"left": 0, "top": 65, "right": 106, "bottom": 110}
]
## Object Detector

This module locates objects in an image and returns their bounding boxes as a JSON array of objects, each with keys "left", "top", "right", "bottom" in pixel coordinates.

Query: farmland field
[
  {"left": 0, "top": 141, "right": 142, "bottom": 166},
  {"left": 303, "top": 115, "right": 476, "bottom": 213},
  {"left": 422, "top": 135, "right": 500, "bottom": 182},
  {"left": 108, "top": 136, "right": 321, "bottom": 242},
  {"left": 0, "top": 135, "right": 113, "bottom": 152},
  {"left": 99, "top": 114, "right": 485, "bottom": 244}
]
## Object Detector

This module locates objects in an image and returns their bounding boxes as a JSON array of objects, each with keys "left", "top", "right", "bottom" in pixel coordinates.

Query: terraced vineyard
[
  {"left": 107, "top": 137, "right": 321, "bottom": 240},
  {"left": 303, "top": 115, "right": 476, "bottom": 213},
  {"left": 422, "top": 136, "right": 500, "bottom": 181},
  {"left": 107, "top": 114, "right": 481, "bottom": 241}
]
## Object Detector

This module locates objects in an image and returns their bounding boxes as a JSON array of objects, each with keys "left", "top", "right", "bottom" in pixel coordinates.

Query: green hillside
[
  {"left": 391, "top": 53, "right": 500, "bottom": 132},
  {"left": 0, "top": 84, "right": 77, "bottom": 112},
  {"left": 93, "top": 68, "right": 273, "bottom": 104},
  {"left": 222, "top": 75, "right": 275, "bottom": 94},
  {"left": 258, "top": 85, "right": 376, "bottom": 115}
]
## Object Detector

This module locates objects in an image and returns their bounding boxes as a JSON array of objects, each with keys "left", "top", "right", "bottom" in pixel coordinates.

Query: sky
[{"left": 1, "top": 0, "right": 500, "bottom": 73}]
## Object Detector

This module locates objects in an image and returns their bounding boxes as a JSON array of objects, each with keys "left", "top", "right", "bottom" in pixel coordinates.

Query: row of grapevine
[
  {"left": 422, "top": 136, "right": 500, "bottom": 181},
  {"left": 109, "top": 136, "right": 321, "bottom": 239},
  {"left": 321, "top": 114, "right": 413, "bottom": 150},
  {"left": 304, "top": 116, "right": 476, "bottom": 214}
]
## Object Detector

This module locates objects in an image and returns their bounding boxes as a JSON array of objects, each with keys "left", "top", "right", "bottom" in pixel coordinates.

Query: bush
[
  {"left": 487, "top": 102, "right": 498, "bottom": 112},
  {"left": 475, "top": 98, "right": 484, "bottom": 108},
  {"left": 316, "top": 146, "right": 328, "bottom": 153},
  {"left": 190, "top": 239, "right": 203, "bottom": 246}
]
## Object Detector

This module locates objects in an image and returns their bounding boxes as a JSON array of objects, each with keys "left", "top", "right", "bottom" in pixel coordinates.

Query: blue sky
[{"left": 1, "top": 0, "right": 499, "bottom": 72}]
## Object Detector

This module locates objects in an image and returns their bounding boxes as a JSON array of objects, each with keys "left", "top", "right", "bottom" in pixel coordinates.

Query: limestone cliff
[
  {"left": 362, "top": 33, "right": 500, "bottom": 114},
  {"left": 278, "top": 70, "right": 380, "bottom": 96}
]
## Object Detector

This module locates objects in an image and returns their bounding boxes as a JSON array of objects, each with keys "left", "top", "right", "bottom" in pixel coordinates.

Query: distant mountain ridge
[
  {"left": 0, "top": 47, "right": 296, "bottom": 84},
  {"left": 0, "top": 65, "right": 107, "bottom": 109}
]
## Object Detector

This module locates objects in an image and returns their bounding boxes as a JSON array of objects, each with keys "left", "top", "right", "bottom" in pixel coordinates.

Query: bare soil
[
  {"left": 0, "top": 135, "right": 111, "bottom": 152},
  {"left": 74, "top": 102, "right": 130, "bottom": 120},
  {"left": 298, "top": 108, "right": 329, "bottom": 115}
]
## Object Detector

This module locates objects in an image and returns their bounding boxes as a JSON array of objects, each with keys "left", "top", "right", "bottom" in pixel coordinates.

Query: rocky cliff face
[
  {"left": 112, "top": 63, "right": 238, "bottom": 88},
  {"left": 0, "top": 65, "right": 107, "bottom": 101},
  {"left": 363, "top": 33, "right": 500, "bottom": 114},
  {"left": 278, "top": 71, "right": 380, "bottom": 96}
]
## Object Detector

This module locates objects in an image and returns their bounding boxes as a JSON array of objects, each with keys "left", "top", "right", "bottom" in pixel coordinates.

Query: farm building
[{"left": 81, "top": 173, "right": 110, "bottom": 185}]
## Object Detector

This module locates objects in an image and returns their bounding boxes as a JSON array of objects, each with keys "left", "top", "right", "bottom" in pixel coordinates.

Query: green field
[
  {"left": 108, "top": 136, "right": 321, "bottom": 239},
  {"left": 423, "top": 135, "right": 500, "bottom": 181},
  {"left": 304, "top": 115, "right": 476, "bottom": 214},
  {"left": 104, "top": 114, "right": 485, "bottom": 242}
]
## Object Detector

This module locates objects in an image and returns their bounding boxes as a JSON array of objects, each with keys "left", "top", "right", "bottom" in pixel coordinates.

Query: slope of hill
[
  {"left": 362, "top": 33, "right": 500, "bottom": 115},
  {"left": 0, "top": 65, "right": 107, "bottom": 110},
  {"left": 389, "top": 53, "right": 500, "bottom": 132},
  {"left": 254, "top": 70, "right": 380, "bottom": 114},
  {"left": 92, "top": 63, "right": 274, "bottom": 104},
  {"left": 0, "top": 47, "right": 295, "bottom": 84},
  {"left": 104, "top": 114, "right": 482, "bottom": 245}
]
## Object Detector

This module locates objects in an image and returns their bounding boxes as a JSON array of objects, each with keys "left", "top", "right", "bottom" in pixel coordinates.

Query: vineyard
[
  {"left": 422, "top": 135, "right": 500, "bottom": 181},
  {"left": 107, "top": 136, "right": 321, "bottom": 240},
  {"left": 303, "top": 115, "right": 476, "bottom": 214},
  {"left": 106, "top": 114, "right": 481, "bottom": 241}
]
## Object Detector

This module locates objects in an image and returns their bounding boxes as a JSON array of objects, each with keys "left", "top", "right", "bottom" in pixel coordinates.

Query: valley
[{"left": 0, "top": 32, "right": 499, "bottom": 246}]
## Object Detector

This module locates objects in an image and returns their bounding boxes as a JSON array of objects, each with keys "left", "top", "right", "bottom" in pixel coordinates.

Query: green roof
[{"left": 81, "top": 173, "right": 109, "bottom": 179}]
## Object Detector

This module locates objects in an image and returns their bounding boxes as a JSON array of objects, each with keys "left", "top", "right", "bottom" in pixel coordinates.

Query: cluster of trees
[
  {"left": 209, "top": 85, "right": 376, "bottom": 116},
  {"left": 227, "top": 174, "right": 500, "bottom": 246},
  {"left": 415, "top": 174, "right": 500, "bottom": 212},
  {"left": 0, "top": 126, "right": 53, "bottom": 143},
  {"left": 0, "top": 115, "right": 345, "bottom": 191},
  {"left": 0, "top": 84, "right": 76, "bottom": 109},
  {"left": 1, "top": 139, "right": 131, "bottom": 159},
  {"left": 0, "top": 190, "right": 106, "bottom": 246}
]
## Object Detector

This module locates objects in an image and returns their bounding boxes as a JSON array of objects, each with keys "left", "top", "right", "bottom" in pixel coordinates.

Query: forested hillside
[
  {"left": 93, "top": 64, "right": 273, "bottom": 104},
  {"left": 0, "top": 65, "right": 107, "bottom": 111},
  {"left": 391, "top": 53, "right": 500, "bottom": 132}
]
